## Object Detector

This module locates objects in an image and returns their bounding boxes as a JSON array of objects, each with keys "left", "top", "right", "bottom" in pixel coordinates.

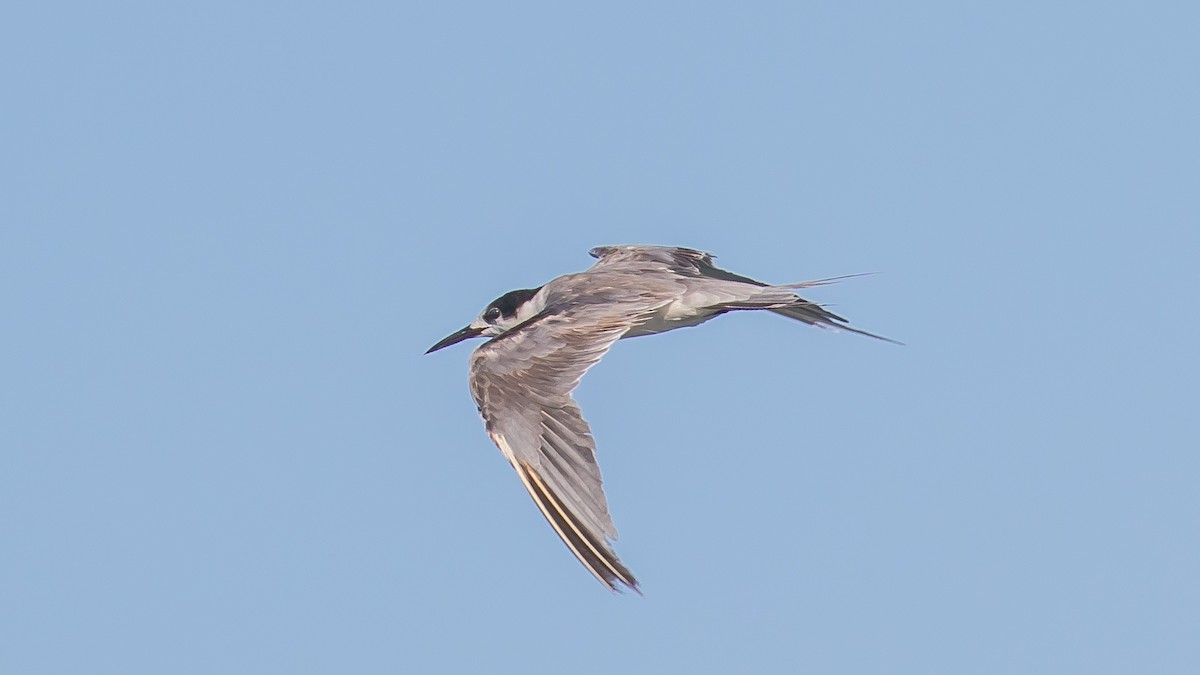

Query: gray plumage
[{"left": 427, "top": 245, "right": 896, "bottom": 592}]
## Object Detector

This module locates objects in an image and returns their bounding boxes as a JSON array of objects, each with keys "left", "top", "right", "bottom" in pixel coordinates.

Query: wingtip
[
  {"left": 836, "top": 324, "right": 905, "bottom": 346},
  {"left": 516, "top": 462, "right": 641, "bottom": 593},
  {"left": 852, "top": 327, "right": 905, "bottom": 346}
]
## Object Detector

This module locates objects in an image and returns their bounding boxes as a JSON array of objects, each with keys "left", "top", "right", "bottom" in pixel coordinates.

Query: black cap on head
[{"left": 488, "top": 287, "right": 542, "bottom": 319}]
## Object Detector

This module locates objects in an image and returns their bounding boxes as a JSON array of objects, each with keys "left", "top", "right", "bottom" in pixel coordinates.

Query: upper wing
[
  {"left": 589, "top": 244, "right": 779, "bottom": 287},
  {"left": 468, "top": 305, "right": 654, "bottom": 592},
  {"left": 589, "top": 244, "right": 717, "bottom": 275}
]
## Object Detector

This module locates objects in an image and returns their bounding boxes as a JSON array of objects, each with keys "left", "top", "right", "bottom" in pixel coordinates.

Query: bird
[{"left": 425, "top": 245, "right": 896, "bottom": 592}]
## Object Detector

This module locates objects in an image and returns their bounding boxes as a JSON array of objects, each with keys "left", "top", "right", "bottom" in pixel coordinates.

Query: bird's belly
[{"left": 623, "top": 302, "right": 721, "bottom": 338}]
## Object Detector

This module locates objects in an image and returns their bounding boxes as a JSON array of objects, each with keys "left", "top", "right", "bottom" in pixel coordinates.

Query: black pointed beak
[{"left": 425, "top": 325, "right": 485, "bottom": 354}]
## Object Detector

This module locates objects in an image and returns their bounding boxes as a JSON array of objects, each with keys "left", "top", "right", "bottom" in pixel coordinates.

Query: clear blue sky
[{"left": 3, "top": 2, "right": 1197, "bottom": 673}]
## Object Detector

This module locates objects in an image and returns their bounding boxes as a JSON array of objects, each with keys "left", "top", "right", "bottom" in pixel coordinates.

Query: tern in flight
[{"left": 426, "top": 245, "right": 895, "bottom": 592}]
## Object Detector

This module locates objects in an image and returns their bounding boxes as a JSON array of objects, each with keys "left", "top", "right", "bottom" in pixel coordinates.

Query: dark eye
[{"left": 484, "top": 307, "right": 502, "bottom": 322}]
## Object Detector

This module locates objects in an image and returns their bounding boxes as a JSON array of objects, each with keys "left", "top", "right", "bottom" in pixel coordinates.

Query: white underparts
[{"left": 623, "top": 301, "right": 721, "bottom": 338}]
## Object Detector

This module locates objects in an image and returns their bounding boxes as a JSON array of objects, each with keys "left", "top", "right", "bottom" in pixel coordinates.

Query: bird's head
[{"left": 425, "top": 287, "right": 545, "bottom": 353}]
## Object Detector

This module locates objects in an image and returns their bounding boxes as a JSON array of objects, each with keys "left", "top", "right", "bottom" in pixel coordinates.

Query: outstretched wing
[{"left": 468, "top": 305, "right": 654, "bottom": 592}]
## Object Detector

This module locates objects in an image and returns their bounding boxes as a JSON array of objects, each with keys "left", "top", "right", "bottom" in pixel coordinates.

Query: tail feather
[
  {"left": 769, "top": 302, "right": 902, "bottom": 344},
  {"left": 693, "top": 260, "right": 898, "bottom": 342},
  {"left": 778, "top": 272, "right": 879, "bottom": 289},
  {"left": 711, "top": 284, "right": 901, "bottom": 345}
]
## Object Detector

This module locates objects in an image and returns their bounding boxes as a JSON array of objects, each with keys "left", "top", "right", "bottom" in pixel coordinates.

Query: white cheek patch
[{"left": 513, "top": 292, "right": 548, "bottom": 323}]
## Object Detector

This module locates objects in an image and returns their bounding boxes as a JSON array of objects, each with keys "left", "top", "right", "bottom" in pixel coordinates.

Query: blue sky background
[{"left": 3, "top": 2, "right": 1198, "bottom": 673}]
